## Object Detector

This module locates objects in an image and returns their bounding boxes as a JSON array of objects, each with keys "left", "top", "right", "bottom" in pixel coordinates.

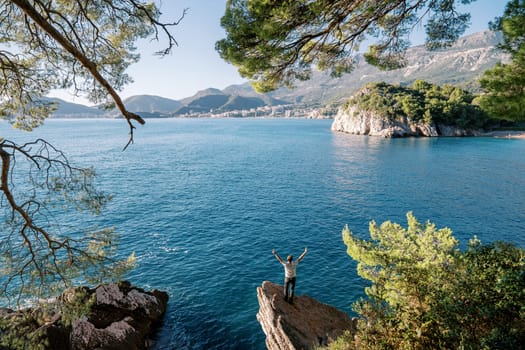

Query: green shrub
[{"left": 328, "top": 213, "right": 525, "bottom": 350}]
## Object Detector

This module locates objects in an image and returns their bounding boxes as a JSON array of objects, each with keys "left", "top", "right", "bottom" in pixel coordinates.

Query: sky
[{"left": 50, "top": 0, "right": 508, "bottom": 104}]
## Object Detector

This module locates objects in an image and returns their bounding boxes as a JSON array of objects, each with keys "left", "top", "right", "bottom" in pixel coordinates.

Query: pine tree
[
  {"left": 0, "top": 0, "right": 178, "bottom": 303},
  {"left": 479, "top": 0, "right": 525, "bottom": 122},
  {"left": 217, "top": 0, "right": 476, "bottom": 92},
  {"left": 340, "top": 213, "right": 525, "bottom": 349}
]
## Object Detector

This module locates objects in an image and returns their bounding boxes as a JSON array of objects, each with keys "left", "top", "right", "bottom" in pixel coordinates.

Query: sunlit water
[{"left": 1, "top": 118, "right": 524, "bottom": 349}]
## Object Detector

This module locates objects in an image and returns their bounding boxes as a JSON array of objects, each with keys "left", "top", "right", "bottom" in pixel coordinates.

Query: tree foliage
[
  {"left": 345, "top": 80, "right": 490, "bottom": 128},
  {"left": 0, "top": 138, "right": 137, "bottom": 304},
  {"left": 0, "top": 1, "right": 178, "bottom": 303},
  {"left": 340, "top": 213, "right": 525, "bottom": 349},
  {"left": 1, "top": 0, "right": 181, "bottom": 139},
  {"left": 479, "top": 0, "right": 525, "bottom": 122},
  {"left": 216, "top": 0, "right": 477, "bottom": 92}
]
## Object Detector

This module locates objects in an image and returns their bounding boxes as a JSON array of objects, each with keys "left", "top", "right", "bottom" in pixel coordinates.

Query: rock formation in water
[
  {"left": 331, "top": 104, "right": 481, "bottom": 138},
  {"left": 70, "top": 281, "right": 168, "bottom": 350},
  {"left": 0, "top": 281, "right": 168, "bottom": 350},
  {"left": 256, "top": 281, "right": 355, "bottom": 350}
]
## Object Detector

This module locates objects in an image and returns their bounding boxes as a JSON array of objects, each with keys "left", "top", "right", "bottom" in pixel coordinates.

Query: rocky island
[
  {"left": 331, "top": 104, "right": 480, "bottom": 137},
  {"left": 331, "top": 80, "right": 489, "bottom": 138}
]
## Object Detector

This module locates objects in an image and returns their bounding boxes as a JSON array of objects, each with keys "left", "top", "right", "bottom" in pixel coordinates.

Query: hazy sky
[{"left": 50, "top": 0, "right": 508, "bottom": 104}]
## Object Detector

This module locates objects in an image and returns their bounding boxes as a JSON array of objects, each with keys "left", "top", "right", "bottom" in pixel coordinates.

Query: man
[{"left": 272, "top": 247, "right": 308, "bottom": 303}]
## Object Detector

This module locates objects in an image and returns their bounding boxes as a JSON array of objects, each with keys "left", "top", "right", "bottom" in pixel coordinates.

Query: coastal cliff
[
  {"left": 331, "top": 104, "right": 481, "bottom": 137},
  {"left": 331, "top": 81, "right": 487, "bottom": 138},
  {"left": 256, "top": 281, "right": 355, "bottom": 350}
]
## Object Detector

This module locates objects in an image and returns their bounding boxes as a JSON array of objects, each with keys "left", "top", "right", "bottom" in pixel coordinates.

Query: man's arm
[
  {"left": 297, "top": 247, "right": 308, "bottom": 262},
  {"left": 272, "top": 249, "right": 284, "bottom": 263}
]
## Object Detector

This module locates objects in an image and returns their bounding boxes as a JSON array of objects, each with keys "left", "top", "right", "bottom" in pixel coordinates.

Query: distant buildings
[{"left": 176, "top": 104, "right": 335, "bottom": 119}]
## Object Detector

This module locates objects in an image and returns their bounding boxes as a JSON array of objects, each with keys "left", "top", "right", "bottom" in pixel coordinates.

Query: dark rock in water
[
  {"left": 70, "top": 281, "right": 168, "bottom": 350},
  {"left": 256, "top": 281, "right": 356, "bottom": 350},
  {"left": 0, "top": 281, "right": 168, "bottom": 350}
]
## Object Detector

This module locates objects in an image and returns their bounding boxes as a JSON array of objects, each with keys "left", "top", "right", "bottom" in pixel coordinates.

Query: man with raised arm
[{"left": 272, "top": 247, "right": 308, "bottom": 304}]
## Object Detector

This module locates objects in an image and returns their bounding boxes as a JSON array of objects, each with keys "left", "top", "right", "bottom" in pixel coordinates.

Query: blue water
[{"left": 1, "top": 118, "right": 524, "bottom": 349}]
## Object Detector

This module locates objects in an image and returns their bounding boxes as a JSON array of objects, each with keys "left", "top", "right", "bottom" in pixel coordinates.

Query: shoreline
[{"left": 481, "top": 130, "right": 525, "bottom": 139}]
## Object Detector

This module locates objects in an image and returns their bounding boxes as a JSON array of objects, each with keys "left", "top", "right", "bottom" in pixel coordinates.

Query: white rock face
[
  {"left": 330, "top": 104, "right": 479, "bottom": 138},
  {"left": 331, "top": 105, "right": 423, "bottom": 137}
]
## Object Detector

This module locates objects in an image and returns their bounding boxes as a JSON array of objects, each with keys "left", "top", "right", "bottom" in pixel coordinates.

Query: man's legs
[
  {"left": 283, "top": 277, "right": 296, "bottom": 303},
  {"left": 284, "top": 278, "right": 291, "bottom": 301},
  {"left": 289, "top": 277, "right": 296, "bottom": 303}
]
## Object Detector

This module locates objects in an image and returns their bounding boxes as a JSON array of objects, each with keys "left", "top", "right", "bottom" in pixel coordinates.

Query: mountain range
[{"left": 50, "top": 30, "right": 507, "bottom": 118}]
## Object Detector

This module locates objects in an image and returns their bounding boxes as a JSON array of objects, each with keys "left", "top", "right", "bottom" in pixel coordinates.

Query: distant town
[{"left": 175, "top": 104, "right": 336, "bottom": 119}]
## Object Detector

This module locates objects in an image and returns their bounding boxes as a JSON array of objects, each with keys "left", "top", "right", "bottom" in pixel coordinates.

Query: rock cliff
[
  {"left": 331, "top": 104, "right": 481, "bottom": 137},
  {"left": 0, "top": 281, "right": 168, "bottom": 350},
  {"left": 70, "top": 281, "right": 168, "bottom": 350},
  {"left": 256, "top": 281, "right": 355, "bottom": 350}
]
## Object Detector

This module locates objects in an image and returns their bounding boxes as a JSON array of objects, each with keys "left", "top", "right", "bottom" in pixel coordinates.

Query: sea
[{"left": 1, "top": 118, "right": 524, "bottom": 349}]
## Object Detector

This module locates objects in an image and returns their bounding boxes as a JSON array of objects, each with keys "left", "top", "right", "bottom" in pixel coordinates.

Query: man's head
[{"left": 287, "top": 255, "right": 293, "bottom": 262}]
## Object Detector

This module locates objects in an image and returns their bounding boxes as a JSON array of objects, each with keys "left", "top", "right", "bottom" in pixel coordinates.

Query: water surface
[{"left": 1, "top": 118, "right": 524, "bottom": 349}]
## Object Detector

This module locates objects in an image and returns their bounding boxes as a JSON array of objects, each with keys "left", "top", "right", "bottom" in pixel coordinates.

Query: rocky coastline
[
  {"left": 480, "top": 130, "right": 525, "bottom": 139},
  {"left": 0, "top": 281, "right": 168, "bottom": 350},
  {"left": 330, "top": 104, "right": 525, "bottom": 139},
  {"left": 330, "top": 104, "right": 480, "bottom": 138}
]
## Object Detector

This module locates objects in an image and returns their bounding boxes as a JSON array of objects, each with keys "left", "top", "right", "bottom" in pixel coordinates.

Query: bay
[{"left": 1, "top": 118, "right": 524, "bottom": 349}]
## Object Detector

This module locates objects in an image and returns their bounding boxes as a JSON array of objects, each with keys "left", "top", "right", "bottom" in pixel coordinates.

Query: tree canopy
[
  {"left": 345, "top": 80, "right": 490, "bottom": 128},
  {"left": 341, "top": 213, "right": 525, "bottom": 349},
  {"left": 0, "top": 1, "right": 179, "bottom": 303},
  {"left": 216, "top": 0, "right": 477, "bottom": 92},
  {"left": 1, "top": 0, "right": 181, "bottom": 139},
  {"left": 479, "top": 0, "right": 525, "bottom": 122}
]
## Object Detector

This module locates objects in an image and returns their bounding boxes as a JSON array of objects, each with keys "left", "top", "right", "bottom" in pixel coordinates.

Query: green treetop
[
  {"left": 2, "top": 1, "right": 172, "bottom": 133},
  {"left": 340, "top": 213, "right": 525, "bottom": 349},
  {"left": 344, "top": 80, "right": 490, "bottom": 128},
  {"left": 216, "top": 0, "right": 478, "bottom": 92},
  {"left": 479, "top": 0, "right": 525, "bottom": 122}
]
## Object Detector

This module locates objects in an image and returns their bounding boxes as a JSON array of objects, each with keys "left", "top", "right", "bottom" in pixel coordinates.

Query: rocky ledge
[
  {"left": 331, "top": 105, "right": 481, "bottom": 138},
  {"left": 0, "top": 281, "right": 168, "bottom": 350},
  {"left": 256, "top": 281, "right": 355, "bottom": 350}
]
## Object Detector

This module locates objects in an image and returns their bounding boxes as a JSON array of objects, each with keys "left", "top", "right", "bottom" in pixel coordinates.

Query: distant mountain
[
  {"left": 179, "top": 88, "right": 225, "bottom": 106},
  {"left": 51, "top": 94, "right": 182, "bottom": 118},
  {"left": 46, "top": 30, "right": 506, "bottom": 117},
  {"left": 221, "top": 95, "right": 268, "bottom": 110},
  {"left": 121, "top": 95, "right": 182, "bottom": 115},
  {"left": 261, "top": 30, "right": 507, "bottom": 105},
  {"left": 222, "top": 84, "right": 256, "bottom": 96},
  {"left": 173, "top": 88, "right": 288, "bottom": 116},
  {"left": 47, "top": 98, "right": 106, "bottom": 118}
]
